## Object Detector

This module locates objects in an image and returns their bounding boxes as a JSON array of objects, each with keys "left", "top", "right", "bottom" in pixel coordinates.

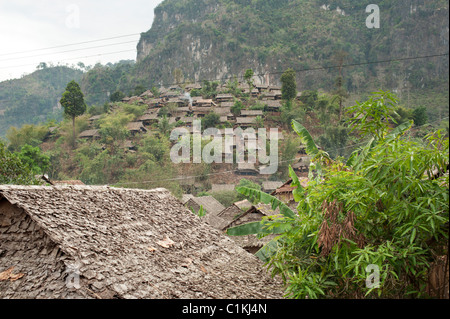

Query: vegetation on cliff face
[
  {"left": 136, "top": 0, "right": 448, "bottom": 93},
  {"left": 1, "top": 1, "right": 448, "bottom": 138}
]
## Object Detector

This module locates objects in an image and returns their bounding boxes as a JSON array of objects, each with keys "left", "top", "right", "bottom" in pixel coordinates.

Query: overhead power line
[
  {"left": 0, "top": 33, "right": 141, "bottom": 57},
  {"left": 0, "top": 41, "right": 139, "bottom": 63},
  {"left": 0, "top": 49, "right": 137, "bottom": 70},
  {"left": 112, "top": 116, "right": 449, "bottom": 187},
  {"left": 197, "top": 52, "right": 450, "bottom": 85},
  {"left": 0, "top": 51, "right": 448, "bottom": 103}
]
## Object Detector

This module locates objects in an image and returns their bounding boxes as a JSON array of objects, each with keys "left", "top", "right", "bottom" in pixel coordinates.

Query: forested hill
[
  {"left": 0, "top": 0, "right": 448, "bottom": 137},
  {"left": 0, "top": 66, "right": 83, "bottom": 137}
]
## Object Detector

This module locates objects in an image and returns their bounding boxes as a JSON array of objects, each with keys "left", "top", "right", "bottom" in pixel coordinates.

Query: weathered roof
[
  {"left": 193, "top": 98, "right": 216, "bottom": 106},
  {"left": 235, "top": 117, "right": 257, "bottom": 124},
  {"left": 202, "top": 213, "right": 229, "bottom": 231},
  {"left": 185, "top": 196, "right": 225, "bottom": 216},
  {"left": 263, "top": 100, "right": 282, "bottom": 108},
  {"left": 271, "top": 177, "right": 309, "bottom": 196},
  {"left": 220, "top": 102, "right": 235, "bottom": 108},
  {"left": 192, "top": 107, "right": 213, "bottom": 113},
  {"left": 127, "top": 122, "right": 147, "bottom": 132},
  {"left": 181, "top": 194, "right": 195, "bottom": 204},
  {"left": 262, "top": 181, "right": 284, "bottom": 192},
  {"left": 78, "top": 129, "right": 100, "bottom": 138},
  {"left": 217, "top": 205, "right": 242, "bottom": 223},
  {"left": 140, "top": 90, "right": 154, "bottom": 98},
  {"left": 234, "top": 199, "right": 252, "bottom": 210},
  {"left": 51, "top": 180, "right": 85, "bottom": 186},
  {"left": 137, "top": 113, "right": 158, "bottom": 121},
  {"left": 210, "top": 184, "right": 236, "bottom": 193},
  {"left": 215, "top": 94, "right": 234, "bottom": 100},
  {"left": 237, "top": 162, "right": 257, "bottom": 171},
  {"left": 0, "top": 185, "right": 284, "bottom": 299},
  {"left": 240, "top": 110, "right": 263, "bottom": 117},
  {"left": 185, "top": 83, "right": 202, "bottom": 90},
  {"left": 213, "top": 107, "right": 231, "bottom": 115},
  {"left": 222, "top": 204, "right": 280, "bottom": 249}
]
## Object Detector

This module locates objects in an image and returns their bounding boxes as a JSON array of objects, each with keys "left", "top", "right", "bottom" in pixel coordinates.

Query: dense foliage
[
  {"left": 230, "top": 91, "right": 449, "bottom": 298},
  {"left": 0, "top": 141, "right": 41, "bottom": 185},
  {"left": 0, "top": 66, "right": 83, "bottom": 137}
]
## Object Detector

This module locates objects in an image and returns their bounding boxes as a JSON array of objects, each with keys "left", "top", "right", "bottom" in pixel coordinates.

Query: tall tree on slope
[{"left": 60, "top": 80, "right": 86, "bottom": 148}]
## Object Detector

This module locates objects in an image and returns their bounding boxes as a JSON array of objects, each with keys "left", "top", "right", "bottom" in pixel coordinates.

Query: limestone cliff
[{"left": 135, "top": 0, "right": 449, "bottom": 93}]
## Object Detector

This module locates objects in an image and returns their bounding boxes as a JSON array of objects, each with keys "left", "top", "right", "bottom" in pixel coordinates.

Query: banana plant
[
  {"left": 227, "top": 163, "right": 305, "bottom": 262},
  {"left": 227, "top": 120, "right": 322, "bottom": 262},
  {"left": 291, "top": 119, "right": 333, "bottom": 179}
]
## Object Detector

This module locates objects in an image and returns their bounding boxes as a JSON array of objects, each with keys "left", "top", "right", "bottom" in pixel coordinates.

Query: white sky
[{"left": 0, "top": 0, "right": 163, "bottom": 82}]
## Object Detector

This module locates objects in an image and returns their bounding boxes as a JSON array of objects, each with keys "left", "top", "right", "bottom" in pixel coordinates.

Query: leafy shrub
[{"left": 229, "top": 91, "right": 449, "bottom": 299}]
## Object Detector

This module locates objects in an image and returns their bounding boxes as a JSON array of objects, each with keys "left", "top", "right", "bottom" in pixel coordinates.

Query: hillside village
[
  {"left": 1, "top": 0, "right": 448, "bottom": 301},
  {"left": 75, "top": 80, "right": 312, "bottom": 187},
  {"left": 37, "top": 80, "right": 314, "bottom": 257},
  {"left": 1, "top": 77, "right": 313, "bottom": 297}
]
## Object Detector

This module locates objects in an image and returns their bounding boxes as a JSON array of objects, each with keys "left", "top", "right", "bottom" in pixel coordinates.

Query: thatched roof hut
[
  {"left": 185, "top": 196, "right": 225, "bottom": 216},
  {"left": 0, "top": 185, "right": 284, "bottom": 299},
  {"left": 78, "top": 129, "right": 100, "bottom": 139}
]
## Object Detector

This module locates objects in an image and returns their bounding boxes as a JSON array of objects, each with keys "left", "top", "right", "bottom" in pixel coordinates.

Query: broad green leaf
[
  {"left": 235, "top": 186, "right": 296, "bottom": 219},
  {"left": 410, "top": 228, "right": 416, "bottom": 245},
  {"left": 226, "top": 221, "right": 262, "bottom": 236},
  {"left": 387, "top": 120, "right": 413, "bottom": 140},
  {"left": 255, "top": 237, "right": 282, "bottom": 262},
  {"left": 291, "top": 120, "right": 319, "bottom": 156},
  {"left": 289, "top": 164, "right": 304, "bottom": 202}
]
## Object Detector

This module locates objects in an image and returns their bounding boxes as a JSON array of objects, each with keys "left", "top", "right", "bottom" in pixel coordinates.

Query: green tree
[
  {"left": 0, "top": 141, "right": 40, "bottom": 185},
  {"left": 150, "top": 86, "right": 160, "bottom": 98},
  {"left": 201, "top": 112, "right": 220, "bottom": 130},
  {"left": 98, "top": 112, "right": 132, "bottom": 152},
  {"left": 412, "top": 106, "right": 428, "bottom": 127},
  {"left": 244, "top": 69, "right": 254, "bottom": 91},
  {"left": 201, "top": 80, "right": 219, "bottom": 99},
  {"left": 255, "top": 115, "right": 264, "bottom": 128},
  {"left": 141, "top": 134, "right": 172, "bottom": 163},
  {"left": 298, "top": 90, "right": 318, "bottom": 111},
  {"left": 318, "top": 125, "right": 350, "bottom": 159},
  {"left": 131, "top": 85, "right": 146, "bottom": 97},
  {"left": 16, "top": 144, "right": 50, "bottom": 175},
  {"left": 231, "top": 100, "right": 244, "bottom": 116},
  {"left": 157, "top": 115, "right": 173, "bottom": 137},
  {"left": 280, "top": 68, "right": 297, "bottom": 109},
  {"left": 6, "top": 124, "right": 49, "bottom": 152},
  {"left": 110, "top": 90, "right": 126, "bottom": 102},
  {"left": 346, "top": 91, "right": 398, "bottom": 140},
  {"left": 60, "top": 80, "right": 87, "bottom": 147}
]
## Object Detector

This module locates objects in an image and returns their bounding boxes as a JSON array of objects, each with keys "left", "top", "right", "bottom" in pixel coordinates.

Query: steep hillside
[
  {"left": 1, "top": 0, "right": 448, "bottom": 137},
  {"left": 0, "top": 66, "right": 83, "bottom": 137},
  {"left": 135, "top": 0, "right": 449, "bottom": 110}
]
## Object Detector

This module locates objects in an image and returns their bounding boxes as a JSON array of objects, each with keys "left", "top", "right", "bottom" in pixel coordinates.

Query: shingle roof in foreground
[{"left": 0, "top": 185, "right": 284, "bottom": 299}]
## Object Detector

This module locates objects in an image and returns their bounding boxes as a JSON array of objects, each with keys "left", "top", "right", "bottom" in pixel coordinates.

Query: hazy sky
[{"left": 0, "top": 0, "right": 163, "bottom": 82}]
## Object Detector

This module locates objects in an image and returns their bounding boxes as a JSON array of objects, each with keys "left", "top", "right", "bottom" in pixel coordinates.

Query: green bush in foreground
[{"left": 229, "top": 91, "right": 449, "bottom": 298}]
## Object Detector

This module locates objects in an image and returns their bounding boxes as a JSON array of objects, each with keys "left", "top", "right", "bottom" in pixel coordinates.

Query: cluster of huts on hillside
[
  {"left": 0, "top": 170, "right": 308, "bottom": 299},
  {"left": 76, "top": 82, "right": 315, "bottom": 180},
  {"left": 77, "top": 82, "right": 289, "bottom": 145}
]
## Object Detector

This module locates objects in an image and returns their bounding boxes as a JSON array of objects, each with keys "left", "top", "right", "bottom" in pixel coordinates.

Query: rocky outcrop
[{"left": 134, "top": 0, "right": 449, "bottom": 93}]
